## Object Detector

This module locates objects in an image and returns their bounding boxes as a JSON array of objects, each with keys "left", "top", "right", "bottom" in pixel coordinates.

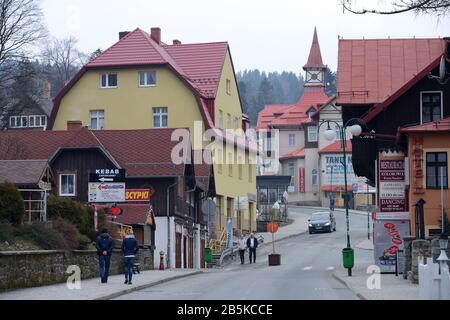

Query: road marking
[
  {"left": 303, "top": 266, "right": 312, "bottom": 271},
  {"left": 327, "top": 266, "right": 335, "bottom": 271}
]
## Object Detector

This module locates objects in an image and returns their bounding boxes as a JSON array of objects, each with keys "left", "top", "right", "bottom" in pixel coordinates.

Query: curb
[
  {"left": 331, "top": 272, "right": 367, "bottom": 301},
  {"left": 289, "top": 206, "right": 369, "bottom": 217},
  {"left": 94, "top": 271, "right": 204, "bottom": 300}
]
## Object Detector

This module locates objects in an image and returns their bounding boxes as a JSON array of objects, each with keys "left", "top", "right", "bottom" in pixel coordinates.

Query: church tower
[{"left": 303, "top": 27, "right": 327, "bottom": 87}]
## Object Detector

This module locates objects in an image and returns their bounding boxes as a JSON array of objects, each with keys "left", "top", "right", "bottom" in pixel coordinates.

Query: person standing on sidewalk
[
  {"left": 238, "top": 234, "right": 247, "bottom": 264},
  {"left": 122, "top": 229, "right": 139, "bottom": 285},
  {"left": 247, "top": 233, "right": 258, "bottom": 264},
  {"left": 95, "top": 228, "right": 114, "bottom": 283}
]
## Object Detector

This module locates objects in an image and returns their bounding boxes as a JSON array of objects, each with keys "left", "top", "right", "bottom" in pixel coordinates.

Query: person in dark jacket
[
  {"left": 95, "top": 228, "right": 114, "bottom": 283},
  {"left": 121, "top": 229, "right": 139, "bottom": 285},
  {"left": 247, "top": 233, "right": 258, "bottom": 264}
]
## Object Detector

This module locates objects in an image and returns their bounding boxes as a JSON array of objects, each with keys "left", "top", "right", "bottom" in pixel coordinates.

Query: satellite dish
[{"left": 439, "top": 55, "right": 446, "bottom": 81}]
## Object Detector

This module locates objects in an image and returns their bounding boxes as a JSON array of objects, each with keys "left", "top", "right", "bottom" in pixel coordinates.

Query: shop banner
[
  {"left": 88, "top": 183, "right": 125, "bottom": 203},
  {"left": 299, "top": 168, "right": 305, "bottom": 193},
  {"left": 226, "top": 217, "right": 233, "bottom": 249}
]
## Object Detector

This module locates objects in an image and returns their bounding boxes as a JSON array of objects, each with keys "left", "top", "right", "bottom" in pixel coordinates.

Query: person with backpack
[
  {"left": 95, "top": 228, "right": 114, "bottom": 283},
  {"left": 121, "top": 229, "right": 139, "bottom": 285}
]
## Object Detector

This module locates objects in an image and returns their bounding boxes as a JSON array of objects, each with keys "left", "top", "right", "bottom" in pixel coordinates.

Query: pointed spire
[{"left": 303, "top": 27, "right": 326, "bottom": 70}]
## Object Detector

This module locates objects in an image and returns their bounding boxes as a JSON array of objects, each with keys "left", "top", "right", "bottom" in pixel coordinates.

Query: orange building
[{"left": 401, "top": 118, "right": 450, "bottom": 237}]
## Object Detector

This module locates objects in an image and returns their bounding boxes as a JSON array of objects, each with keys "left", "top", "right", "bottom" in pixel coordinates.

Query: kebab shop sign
[{"left": 379, "top": 159, "right": 406, "bottom": 212}]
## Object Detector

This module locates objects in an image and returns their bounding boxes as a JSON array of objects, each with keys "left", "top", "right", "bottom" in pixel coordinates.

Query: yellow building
[{"left": 49, "top": 28, "right": 257, "bottom": 242}]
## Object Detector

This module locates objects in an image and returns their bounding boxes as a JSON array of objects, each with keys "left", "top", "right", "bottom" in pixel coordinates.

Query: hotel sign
[{"left": 379, "top": 159, "right": 406, "bottom": 212}]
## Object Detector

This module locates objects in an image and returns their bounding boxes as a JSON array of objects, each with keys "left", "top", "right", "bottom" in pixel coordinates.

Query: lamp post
[
  {"left": 319, "top": 118, "right": 365, "bottom": 276},
  {"left": 367, "top": 179, "right": 371, "bottom": 240}
]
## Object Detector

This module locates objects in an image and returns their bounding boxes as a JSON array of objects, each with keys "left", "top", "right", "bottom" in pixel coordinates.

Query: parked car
[{"left": 308, "top": 211, "right": 336, "bottom": 234}]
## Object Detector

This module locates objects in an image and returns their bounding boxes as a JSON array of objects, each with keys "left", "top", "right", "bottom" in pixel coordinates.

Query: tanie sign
[{"left": 89, "top": 169, "right": 125, "bottom": 183}]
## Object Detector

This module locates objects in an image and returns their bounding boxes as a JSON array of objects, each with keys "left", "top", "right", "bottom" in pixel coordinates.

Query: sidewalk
[
  {"left": 257, "top": 207, "right": 310, "bottom": 246},
  {"left": 0, "top": 269, "right": 202, "bottom": 300},
  {"left": 333, "top": 238, "right": 420, "bottom": 300}
]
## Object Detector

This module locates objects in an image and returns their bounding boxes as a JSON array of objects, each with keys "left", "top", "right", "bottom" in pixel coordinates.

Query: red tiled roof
[
  {"left": 303, "top": 27, "right": 326, "bottom": 69},
  {"left": 280, "top": 148, "right": 305, "bottom": 161},
  {"left": 319, "top": 140, "right": 352, "bottom": 154},
  {"left": 400, "top": 116, "right": 450, "bottom": 133},
  {"left": 163, "top": 42, "right": 228, "bottom": 98},
  {"left": 337, "top": 38, "right": 447, "bottom": 105},
  {"left": 257, "top": 87, "right": 330, "bottom": 130},
  {"left": 115, "top": 204, "right": 150, "bottom": 225},
  {"left": 49, "top": 28, "right": 230, "bottom": 130},
  {"left": 0, "top": 160, "right": 49, "bottom": 185},
  {"left": 0, "top": 128, "right": 187, "bottom": 178}
]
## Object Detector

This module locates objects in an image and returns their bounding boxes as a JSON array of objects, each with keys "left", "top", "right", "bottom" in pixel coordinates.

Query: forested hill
[{"left": 236, "top": 68, "right": 337, "bottom": 127}]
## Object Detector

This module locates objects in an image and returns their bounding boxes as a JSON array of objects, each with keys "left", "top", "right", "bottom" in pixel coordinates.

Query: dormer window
[{"left": 421, "top": 91, "right": 442, "bottom": 124}]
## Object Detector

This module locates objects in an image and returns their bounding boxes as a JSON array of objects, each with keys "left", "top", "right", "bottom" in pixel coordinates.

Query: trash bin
[
  {"left": 204, "top": 247, "right": 212, "bottom": 264},
  {"left": 342, "top": 248, "right": 354, "bottom": 269}
]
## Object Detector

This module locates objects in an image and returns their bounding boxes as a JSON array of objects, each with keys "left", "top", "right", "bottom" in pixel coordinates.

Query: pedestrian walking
[
  {"left": 238, "top": 234, "right": 247, "bottom": 264},
  {"left": 122, "top": 229, "right": 139, "bottom": 285},
  {"left": 95, "top": 228, "right": 114, "bottom": 283},
  {"left": 247, "top": 233, "right": 258, "bottom": 264}
]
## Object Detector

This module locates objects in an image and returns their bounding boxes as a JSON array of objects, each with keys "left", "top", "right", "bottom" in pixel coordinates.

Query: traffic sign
[
  {"left": 89, "top": 169, "right": 125, "bottom": 183},
  {"left": 201, "top": 200, "right": 216, "bottom": 217}
]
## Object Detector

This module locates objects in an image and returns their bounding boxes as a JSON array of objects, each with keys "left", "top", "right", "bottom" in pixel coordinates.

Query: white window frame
[
  {"left": 288, "top": 134, "right": 296, "bottom": 146},
  {"left": 100, "top": 73, "right": 118, "bottom": 88},
  {"left": 153, "top": 107, "right": 168, "bottom": 128},
  {"left": 226, "top": 79, "right": 231, "bottom": 95},
  {"left": 311, "top": 169, "right": 318, "bottom": 186},
  {"left": 28, "top": 115, "right": 47, "bottom": 128},
  {"left": 59, "top": 174, "right": 76, "bottom": 197},
  {"left": 9, "top": 116, "right": 28, "bottom": 128},
  {"left": 218, "top": 110, "right": 223, "bottom": 128},
  {"left": 90, "top": 110, "right": 105, "bottom": 130},
  {"left": 139, "top": 71, "right": 157, "bottom": 87},
  {"left": 288, "top": 162, "right": 295, "bottom": 177},
  {"left": 420, "top": 91, "right": 443, "bottom": 124},
  {"left": 307, "top": 126, "right": 318, "bottom": 142}
]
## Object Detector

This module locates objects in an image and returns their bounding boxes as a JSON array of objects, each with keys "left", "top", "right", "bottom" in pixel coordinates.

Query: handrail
[{"left": 219, "top": 245, "right": 238, "bottom": 266}]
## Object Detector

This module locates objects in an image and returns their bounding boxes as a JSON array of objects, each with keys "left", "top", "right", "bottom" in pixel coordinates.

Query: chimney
[
  {"left": 67, "top": 121, "right": 82, "bottom": 131},
  {"left": 119, "top": 31, "right": 130, "bottom": 40},
  {"left": 42, "top": 81, "right": 51, "bottom": 100},
  {"left": 150, "top": 27, "right": 161, "bottom": 44},
  {"left": 173, "top": 39, "right": 181, "bottom": 45}
]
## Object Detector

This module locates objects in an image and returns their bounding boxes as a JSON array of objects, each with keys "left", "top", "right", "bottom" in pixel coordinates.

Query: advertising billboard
[{"left": 379, "top": 159, "right": 406, "bottom": 212}]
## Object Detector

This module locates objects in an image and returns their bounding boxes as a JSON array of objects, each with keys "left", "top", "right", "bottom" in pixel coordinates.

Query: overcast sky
[{"left": 41, "top": 0, "right": 450, "bottom": 73}]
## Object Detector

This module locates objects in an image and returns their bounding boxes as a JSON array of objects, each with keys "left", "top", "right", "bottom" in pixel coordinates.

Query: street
[{"left": 116, "top": 207, "right": 370, "bottom": 300}]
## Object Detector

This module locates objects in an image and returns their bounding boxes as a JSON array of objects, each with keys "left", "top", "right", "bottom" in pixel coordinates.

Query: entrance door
[
  {"left": 175, "top": 233, "right": 182, "bottom": 268},
  {"left": 183, "top": 236, "right": 187, "bottom": 269}
]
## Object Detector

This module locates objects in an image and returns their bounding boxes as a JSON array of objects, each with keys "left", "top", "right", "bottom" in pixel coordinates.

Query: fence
[{"left": 418, "top": 257, "right": 450, "bottom": 300}]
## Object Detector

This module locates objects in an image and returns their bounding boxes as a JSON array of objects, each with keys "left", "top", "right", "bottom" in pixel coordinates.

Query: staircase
[{"left": 207, "top": 229, "right": 227, "bottom": 268}]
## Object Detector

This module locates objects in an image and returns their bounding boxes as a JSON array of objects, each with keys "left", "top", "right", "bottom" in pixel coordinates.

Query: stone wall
[{"left": 0, "top": 248, "right": 153, "bottom": 291}]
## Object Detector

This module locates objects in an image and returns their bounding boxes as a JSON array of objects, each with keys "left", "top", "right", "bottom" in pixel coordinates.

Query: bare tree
[
  {"left": 342, "top": 0, "right": 450, "bottom": 15},
  {"left": 42, "top": 37, "right": 86, "bottom": 92},
  {"left": 0, "top": 0, "right": 47, "bottom": 86}
]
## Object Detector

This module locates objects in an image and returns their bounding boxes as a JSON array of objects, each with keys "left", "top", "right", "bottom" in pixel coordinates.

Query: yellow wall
[
  {"left": 52, "top": 52, "right": 256, "bottom": 236},
  {"left": 53, "top": 67, "right": 204, "bottom": 133}
]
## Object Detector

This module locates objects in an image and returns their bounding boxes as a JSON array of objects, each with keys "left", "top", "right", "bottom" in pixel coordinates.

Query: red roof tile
[
  {"left": 115, "top": 204, "right": 150, "bottom": 225},
  {"left": 337, "top": 38, "right": 447, "bottom": 105},
  {"left": 303, "top": 27, "right": 326, "bottom": 69},
  {"left": 0, "top": 128, "right": 187, "bottom": 178},
  {"left": 0, "top": 160, "right": 49, "bottom": 185},
  {"left": 280, "top": 148, "right": 305, "bottom": 160},
  {"left": 257, "top": 87, "right": 331, "bottom": 130},
  {"left": 319, "top": 140, "right": 352, "bottom": 154},
  {"left": 400, "top": 116, "right": 450, "bottom": 133}
]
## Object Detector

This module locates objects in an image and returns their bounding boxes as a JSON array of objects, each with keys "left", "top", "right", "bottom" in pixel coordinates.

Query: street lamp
[{"left": 320, "top": 118, "right": 366, "bottom": 276}]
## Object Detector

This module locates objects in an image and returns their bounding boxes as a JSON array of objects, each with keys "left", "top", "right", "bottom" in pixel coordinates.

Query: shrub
[
  {"left": 78, "top": 234, "right": 94, "bottom": 250},
  {"left": 0, "top": 222, "right": 15, "bottom": 243},
  {"left": 51, "top": 218, "right": 80, "bottom": 249},
  {"left": 14, "top": 223, "right": 70, "bottom": 250},
  {"left": 47, "top": 196, "right": 94, "bottom": 237},
  {"left": 0, "top": 182, "right": 25, "bottom": 225}
]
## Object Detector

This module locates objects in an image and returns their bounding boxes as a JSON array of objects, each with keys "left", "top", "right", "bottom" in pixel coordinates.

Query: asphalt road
[{"left": 115, "top": 207, "right": 369, "bottom": 300}]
